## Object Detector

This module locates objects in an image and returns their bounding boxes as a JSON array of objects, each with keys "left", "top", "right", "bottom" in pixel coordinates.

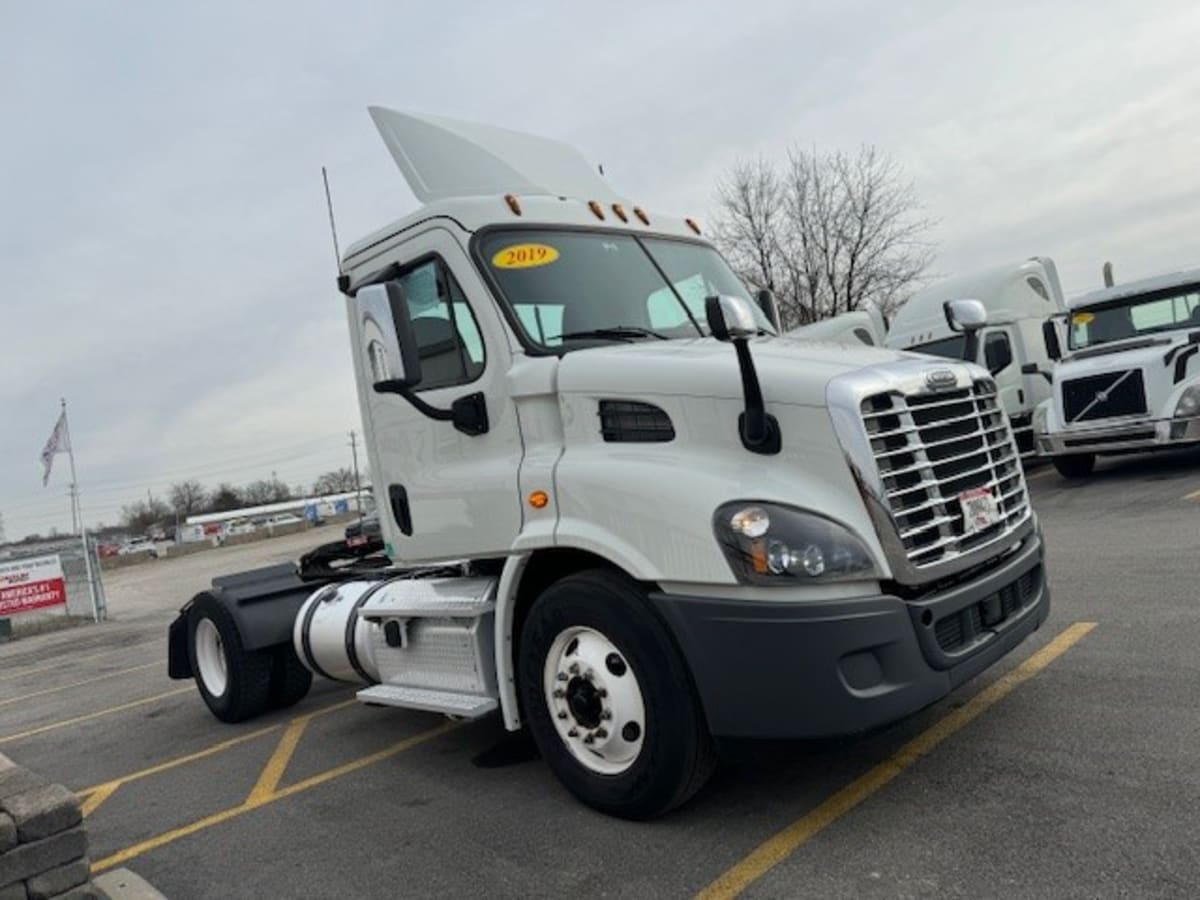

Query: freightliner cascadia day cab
[
  {"left": 167, "top": 108, "right": 1050, "bottom": 818},
  {"left": 884, "top": 259, "right": 1068, "bottom": 455},
  {"left": 1033, "top": 267, "right": 1200, "bottom": 478}
]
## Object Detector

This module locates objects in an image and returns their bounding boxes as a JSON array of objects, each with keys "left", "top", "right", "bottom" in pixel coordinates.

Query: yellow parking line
[
  {"left": 0, "top": 688, "right": 192, "bottom": 746},
  {"left": 0, "top": 661, "right": 164, "bottom": 709},
  {"left": 246, "top": 718, "right": 312, "bottom": 804},
  {"left": 78, "top": 697, "right": 359, "bottom": 817},
  {"left": 1183, "top": 487, "right": 1200, "bottom": 502},
  {"left": 91, "top": 720, "right": 458, "bottom": 874},
  {"left": 696, "top": 621, "right": 1097, "bottom": 900}
]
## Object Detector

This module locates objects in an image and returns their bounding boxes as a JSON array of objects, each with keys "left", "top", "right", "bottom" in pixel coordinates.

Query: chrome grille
[{"left": 860, "top": 379, "right": 1029, "bottom": 568}]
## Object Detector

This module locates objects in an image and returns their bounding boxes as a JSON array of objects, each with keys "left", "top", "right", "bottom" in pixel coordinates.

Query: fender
[{"left": 166, "top": 563, "right": 333, "bottom": 680}]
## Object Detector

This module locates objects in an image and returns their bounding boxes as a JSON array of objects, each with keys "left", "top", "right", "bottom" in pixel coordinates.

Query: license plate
[
  {"left": 959, "top": 487, "right": 1000, "bottom": 534},
  {"left": 347, "top": 535, "right": 368, "bottom": 548}
]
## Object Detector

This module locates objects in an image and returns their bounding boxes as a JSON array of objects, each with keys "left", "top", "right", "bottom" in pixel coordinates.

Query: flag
[{"left": 40, "top": 412, "right": 69, "bottom": 487}]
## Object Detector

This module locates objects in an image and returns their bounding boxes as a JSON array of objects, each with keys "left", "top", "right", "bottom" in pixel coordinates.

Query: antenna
[{"left": 322, "top": 166, "right": 343, "bottom": 275}]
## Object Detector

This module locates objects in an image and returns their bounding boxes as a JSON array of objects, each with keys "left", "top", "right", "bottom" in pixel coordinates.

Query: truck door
[
  {"left": 351, "top": 227, "right": 524, "bottom": 562},
  {"left": 979, "top": 326, "right": 1024, "bottom": 425}
]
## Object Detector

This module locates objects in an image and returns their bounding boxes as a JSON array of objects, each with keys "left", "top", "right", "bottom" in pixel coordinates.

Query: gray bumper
[
  {"left": 1037, "top": 415, "right": 1200, "bottom": 455},
  {"left": 651, "top": 531, "right": 1048, "bottom": 740}
]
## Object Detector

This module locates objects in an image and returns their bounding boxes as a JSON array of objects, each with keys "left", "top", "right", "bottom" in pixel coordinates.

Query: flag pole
[{"left": 61, "top": 397, "right": 81, "bottom": 535}]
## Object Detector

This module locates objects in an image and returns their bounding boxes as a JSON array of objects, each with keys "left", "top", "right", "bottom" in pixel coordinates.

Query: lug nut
[
  {"left": 569, "top": 662, "right": 580, "bottom": 674},
  {"left": 601, "top": 710, "right": 612, "bottom": 720},
  {"left": 556, "top": 672, "right": 568, "bottom": 682},
  {"left": 553, "top": 688, "right": 565, "bottom": 698},
  {"left": 597, "top": 689, "right": 608, "bottom": 698},
  {"left": 595, "top": 728, "right": 608, "bottom": 739},
  {"left": 568, "top": 728, "right": 579, "bottom": 738},
  {"left": 582, "top": 734, "right": 594, "bottom": 745},
  {"left": 557, "top": 711, "right": 568, "bottom": 720}
]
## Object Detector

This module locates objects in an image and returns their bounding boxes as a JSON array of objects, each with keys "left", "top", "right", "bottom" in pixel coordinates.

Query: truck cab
[
  {"left": 168, "top": 108, "right": 1050, "bottom": 819},
  {"left": 1033, "top": 267, "right": 1200, "bottom": 477},
  {"left": 884, "top": 258, "right": 1066, "bottom": 454}
]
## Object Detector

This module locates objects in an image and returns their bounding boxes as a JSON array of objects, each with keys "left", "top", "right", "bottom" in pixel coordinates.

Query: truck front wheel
[
  {"left": 518, "top": 569, "right": 716, "bottom": 819},
  {"left": 187, "top": 593, "right": 273, "bottom": 723},
  {"left": 1052, "top": 453, "right": 1096, "bottom": 478}
]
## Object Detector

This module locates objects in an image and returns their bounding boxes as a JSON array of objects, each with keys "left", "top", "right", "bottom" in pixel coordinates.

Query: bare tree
[
  {"left": 120, "top": 498, "right": 171, "bottom": 533},
  {"left": 209, "top": 483, "right": 243, "bottom": 512},
  {"left": 312, "top": 468, "right": 357, "bottom": 496},
  {"left": 168, "top": 480, "right": 209, "bottom": 517},
  {"left": 713, "top": 145, "right": 935, "bottom": 327},
  {"left": 242, "top": 478, "right": 292, "bottom": 506}
]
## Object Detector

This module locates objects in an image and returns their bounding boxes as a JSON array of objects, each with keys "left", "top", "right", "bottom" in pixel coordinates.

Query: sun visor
[{"left": 368, "top": 106, "right": 624, "bottom": 205}]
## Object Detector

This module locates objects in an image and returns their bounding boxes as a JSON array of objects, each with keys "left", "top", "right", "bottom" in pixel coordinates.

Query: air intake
[{"left": 598, "top": 401, "right": 675, "bottom": 443}]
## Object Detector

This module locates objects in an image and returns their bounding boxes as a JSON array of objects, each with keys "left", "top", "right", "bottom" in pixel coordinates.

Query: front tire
[
  {"left": 1053, "top": 453, "right": 1096, "bottom": 478},
  {"left": 518, "top": 569, "right": 715, "bottom": 819},
  {"left": 187, "top": 593, "right": 273, "bottom": 723}
]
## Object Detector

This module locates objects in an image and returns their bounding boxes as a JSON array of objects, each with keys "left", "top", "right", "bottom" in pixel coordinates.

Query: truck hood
[
  {"left": 1054, "top": 333, "right": 1198, "bottom": 423},
  {"left": 556, "top": 336, "right": 917, "bottom": 406}
]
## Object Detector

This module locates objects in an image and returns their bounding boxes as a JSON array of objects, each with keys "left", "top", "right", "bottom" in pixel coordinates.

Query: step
[
  {"left": 359, "top": 575, "right": 498, "bottom": 619},
  {"left": 356, "top": 683, "right": 498, "bottom": 719}
]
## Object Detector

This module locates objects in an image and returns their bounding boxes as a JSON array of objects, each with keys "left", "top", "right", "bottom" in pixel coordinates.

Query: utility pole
[
  {"left": 0, "top": 510, "right": 6, "bottom": 545},
  {"left": 348, "top": 430, "right": 363, "bottom": 517}
]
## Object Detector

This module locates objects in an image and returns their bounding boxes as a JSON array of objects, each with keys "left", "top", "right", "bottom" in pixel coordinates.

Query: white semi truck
[
  {"left": 1033, "top": 267, "right": 1200, "bottom": 477},
  {"left": 167, "top": 108, "right": 1050, "bottom": 818},
  {"left": 885, "top": 259, "right": 1068, "bottom": 454}
]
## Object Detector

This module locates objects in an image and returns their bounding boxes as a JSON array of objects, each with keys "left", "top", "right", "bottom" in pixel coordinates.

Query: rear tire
[
  {"left": 187, "top": 593, "right": 273, "bottom": 723},
  {"left": 1052, "top": 453, "right": 1096, "bottom": 478},
  {"left": 518, "top": 569, "right": 716, "bottom": 819},
  {"left": 268, "top": 643, "right": 313, "bottom": 710}
]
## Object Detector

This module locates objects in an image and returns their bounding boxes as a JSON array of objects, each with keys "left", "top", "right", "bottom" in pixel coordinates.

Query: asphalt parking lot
[{"left": 2, "top": 454, "right": 1199, "bottom": 899}]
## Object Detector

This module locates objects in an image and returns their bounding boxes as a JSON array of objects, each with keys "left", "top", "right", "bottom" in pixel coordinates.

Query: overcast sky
[{"left": 2, "top": 0, "right": 1196, "bottom": 539}]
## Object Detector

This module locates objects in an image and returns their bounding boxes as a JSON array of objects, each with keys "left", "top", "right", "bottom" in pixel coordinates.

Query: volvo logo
[
  {"left": 1094, "top": 389, "right": 1109, "bottom": 404},
  {"left": 924, "top": 369, "right": 958, "bottom": 391}
]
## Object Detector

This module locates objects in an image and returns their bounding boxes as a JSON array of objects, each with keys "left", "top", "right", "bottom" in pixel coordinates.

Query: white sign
[{"left": 0, "top": 554, "right": 67, "bottom": 615}]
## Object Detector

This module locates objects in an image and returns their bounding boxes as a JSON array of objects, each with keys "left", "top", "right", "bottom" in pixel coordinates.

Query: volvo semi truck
[
  {"left": 1033, "top": 266, "right": 1200, "bottom": 477},
  {"left": 167, "top": 108, "right": 1050, "bottom": 819}
]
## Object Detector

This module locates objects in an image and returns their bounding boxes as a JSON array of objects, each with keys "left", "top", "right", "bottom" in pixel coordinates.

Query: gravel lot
[{"left": 1, "top": 454, "right": 1198, "bottom": 899}]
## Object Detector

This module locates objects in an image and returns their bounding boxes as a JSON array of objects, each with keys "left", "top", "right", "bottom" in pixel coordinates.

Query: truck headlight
[
  {"left": 1174, "top": 385, "right": 1200, "bottom": 418},
  {"left": 714, "top": 502, "right": 880, "bottom": 585}
]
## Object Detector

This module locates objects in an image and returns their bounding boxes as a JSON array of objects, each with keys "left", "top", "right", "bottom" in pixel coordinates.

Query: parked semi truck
[
  {"left": 884, "top": 258, "right": 1067, "bottom": 454},
  {"left": 1033, "top": 266, "right": 1200, "bottom": 477},
  {"left": 167, "top": 108, "right": 1050, "bottom": 818}
]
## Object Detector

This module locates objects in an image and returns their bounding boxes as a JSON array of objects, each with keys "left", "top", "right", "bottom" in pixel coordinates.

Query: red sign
[{"left": 0, "top": 555, "right": 67, "bottom": 616}]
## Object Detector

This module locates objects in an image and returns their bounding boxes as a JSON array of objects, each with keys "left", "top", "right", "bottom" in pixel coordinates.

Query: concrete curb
[{"left": 92, "top": 870, "right": 167, "bottom": 900}]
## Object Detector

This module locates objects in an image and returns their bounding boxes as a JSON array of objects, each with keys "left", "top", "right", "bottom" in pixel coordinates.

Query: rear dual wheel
[
  {"left": 518, "top": 570, "right": 715, "bottom": 819},
  {"left": 188, "top": 593, "right": 311, "bottom": 723}
]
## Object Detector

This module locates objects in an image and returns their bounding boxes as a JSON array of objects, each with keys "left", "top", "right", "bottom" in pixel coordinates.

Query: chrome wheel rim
[{"left": 195, "top": 618, "right": 229, "bottom": 698}]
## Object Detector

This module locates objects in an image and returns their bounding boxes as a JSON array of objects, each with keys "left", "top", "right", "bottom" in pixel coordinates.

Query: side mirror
[
  {"left": 706, "top": 295, "right": 759, "bottom": 341},
  {"left": 1042, "top": 319, "right": 1062, "bottom": 361},
  {"left": 943, "top": 298, "right": 988, "bottom": 333},
  {"left": 357, "top": 282, "right": 422, "bottom": 391},
  {"left": 755, "top": 288, "right": 781, "bottom": 332},
  {"left": 1021, "top": 361, "right": 1053, "bottom": 384}
]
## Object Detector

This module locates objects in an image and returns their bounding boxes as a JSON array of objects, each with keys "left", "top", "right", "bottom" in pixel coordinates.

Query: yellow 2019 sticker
[
  {"left": 492, "top": 243, "right": 559, "bottom": 269},
  {"left": 1072, "top": 312, "right": 1095, "bottom": 325}
]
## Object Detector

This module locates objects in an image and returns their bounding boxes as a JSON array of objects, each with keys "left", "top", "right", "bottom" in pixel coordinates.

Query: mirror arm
[
  {"left": 733, "top": 339, "right": 781, "bottom": 455},
  {"left": 962, "top": 331, "right": 981, "bottom": 364},
  {"left": 373, "top": 382, "right": 489, "bottom": 436}
]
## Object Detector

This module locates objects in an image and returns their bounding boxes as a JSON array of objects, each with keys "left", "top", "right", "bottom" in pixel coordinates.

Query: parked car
[
  {"left": 118, "top": 538, "right": 159, "bottom": 558},
  {"left": 344, "top": 511, "right": 381, "bottom": 548}
]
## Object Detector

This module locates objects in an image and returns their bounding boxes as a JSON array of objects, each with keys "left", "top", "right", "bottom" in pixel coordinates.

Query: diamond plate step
[
  {"left": 360, "top": 576, "right": 497, "bottom": 618},
  {"left": 357, "top": 683, "right": 498, "bottom": 718}
]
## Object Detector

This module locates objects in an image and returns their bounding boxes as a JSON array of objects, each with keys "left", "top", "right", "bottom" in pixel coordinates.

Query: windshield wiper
[{"left": 556, "top": 326, "right": 670, "bottom": 342}]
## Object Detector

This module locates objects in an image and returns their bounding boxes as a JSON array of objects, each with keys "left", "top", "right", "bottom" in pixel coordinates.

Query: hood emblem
[{"left": 924, "top": 369, "right": 958, "bottom": 391}]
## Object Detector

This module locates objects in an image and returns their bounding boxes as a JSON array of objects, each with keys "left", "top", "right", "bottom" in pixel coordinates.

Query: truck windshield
[
  {"left": 477, "top": 229, "right": 773, "bottom": 349},
  {"left": 909, "top": 335, "right": 967, "bottom": 360},
  {"left": 1069, "top": 284, "right": 1200, "bottom": 350}
]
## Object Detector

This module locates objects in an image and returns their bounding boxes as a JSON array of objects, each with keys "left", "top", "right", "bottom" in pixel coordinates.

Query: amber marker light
[
  {"left": 685, "top": 217, "right": 701, "bottom": 235},
  {"left": 528, "top": 490, "right": 550, "bottom": 509},
  {"left": 611, "top": 203, "right": 629, "bottom": 223},
  {"left": 633, "top": 207, "right": 650, "bottom": 225},
  {"left": 504, "top": 193, "right": 522, "bottom": 216},
  {"left": 587, "top": 200, "right": 605, "bottom": 220}
]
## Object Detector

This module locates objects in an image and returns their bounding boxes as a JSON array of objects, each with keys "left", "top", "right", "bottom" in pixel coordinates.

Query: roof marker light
[
  {"left": 588, "top": 200, "right": 606, "bottom": 220},
  {"left": 611, "top": 203, "right": 628, "bottom": 223},
  {"left": 634, "top": 207, "right": 650, "bottom": 225},
  {"left": 505, "top": 194, "right": 522, "bottom": 216},
  {"left": 685, "top": 217, "right": 701, "bottom": 235}
]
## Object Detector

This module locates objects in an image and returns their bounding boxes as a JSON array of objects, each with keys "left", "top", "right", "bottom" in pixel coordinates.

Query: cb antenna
[{"left": 322, "top": 166, "right": 343, "bottom": 276}]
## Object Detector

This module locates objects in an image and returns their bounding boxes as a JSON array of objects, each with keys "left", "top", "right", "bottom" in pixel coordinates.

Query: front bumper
[
  {"left": 651, "top": 530, "right": 1048, "bottom": 740},
  {"left": 1037, "top": 415, "right": 1200, "bottom": 455}
]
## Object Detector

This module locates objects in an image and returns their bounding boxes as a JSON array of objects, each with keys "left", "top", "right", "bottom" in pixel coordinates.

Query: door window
[
  {"left": 396, "top": 259, "right": 485, "bottom": 391},
  {"left": 983, "top": 331, "right": 1013, "bottom": 375}
]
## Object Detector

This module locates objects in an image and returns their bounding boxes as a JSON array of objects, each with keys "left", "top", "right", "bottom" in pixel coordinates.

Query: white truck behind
[
  {"left": 1033, "top": 267, "right": 1200, "bottom": 477},
  {"left": 884, "top": 258, "right": 1067, "bottom": 454},
  {"left": 167, "top": 108, "right": 1050, "bottom": 819}
]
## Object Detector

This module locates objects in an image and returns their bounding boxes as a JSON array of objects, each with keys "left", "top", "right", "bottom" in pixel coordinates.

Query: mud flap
[{"left": 168, "top": 605, "right": 192, "bottom": 679}]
